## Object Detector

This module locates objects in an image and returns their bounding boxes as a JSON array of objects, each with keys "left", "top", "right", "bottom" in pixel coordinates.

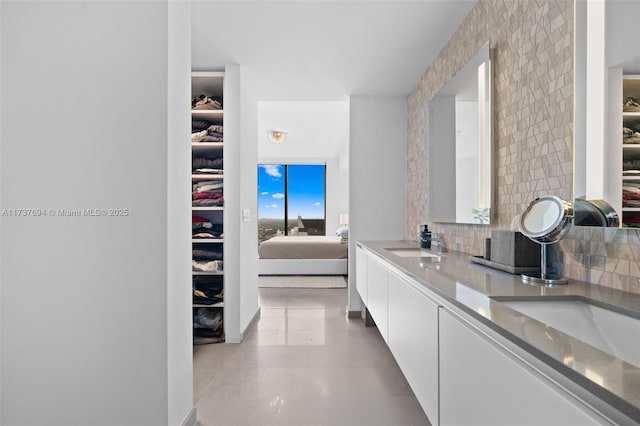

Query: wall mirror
[
  {"left": 574, "top": 0, "right": 640, "bottom": 228},
  {"left": 428, "top": 42, "right": 492, "bottom": 225}
]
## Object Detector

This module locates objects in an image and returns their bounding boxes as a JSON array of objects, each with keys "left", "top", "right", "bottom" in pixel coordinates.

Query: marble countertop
[{"left": 358, "top": 240, "right": 640, "bottom": 423}]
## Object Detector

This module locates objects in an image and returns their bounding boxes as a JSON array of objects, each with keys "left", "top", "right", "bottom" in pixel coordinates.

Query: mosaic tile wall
[{"left": 406, "top": 0, "right": 640, "bottom": 295}]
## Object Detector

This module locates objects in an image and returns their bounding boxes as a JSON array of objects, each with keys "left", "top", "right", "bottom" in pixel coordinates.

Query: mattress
[{"left": 258, "top": 236, "right": 348, "bottom": 259}]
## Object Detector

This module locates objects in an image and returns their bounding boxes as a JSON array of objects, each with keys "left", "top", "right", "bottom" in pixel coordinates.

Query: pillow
[{"left": 335, "top": 225, "right": 349, "bottom": 239}]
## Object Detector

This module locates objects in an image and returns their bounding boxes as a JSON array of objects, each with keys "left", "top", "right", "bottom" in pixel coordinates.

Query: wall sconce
[{"left": 267, "top": 130, "right": 288, "bottom": 144}]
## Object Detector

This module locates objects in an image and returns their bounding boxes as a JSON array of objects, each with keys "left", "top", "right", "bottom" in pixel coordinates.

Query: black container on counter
[{"left": 419, "top": 225, "right": 432, "bottom": 249}]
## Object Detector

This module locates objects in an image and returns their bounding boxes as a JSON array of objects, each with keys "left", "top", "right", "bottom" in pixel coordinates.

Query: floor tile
[{"left": 194, "top": 285, "right": 431, "bottom": 425}]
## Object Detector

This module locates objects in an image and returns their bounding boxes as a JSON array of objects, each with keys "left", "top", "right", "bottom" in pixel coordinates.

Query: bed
[{"left": 258, "top": 235, "right": 348, "bottom": 275}]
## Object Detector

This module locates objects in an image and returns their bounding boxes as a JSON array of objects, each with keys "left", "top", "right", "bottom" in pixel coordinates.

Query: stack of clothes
[
  {"left": 623, "top": 157, "right": 640, "bottom": 175},
  {"left": 624, "top": 124, "right": 640, "bottom": 145},
  {"left": 623, "top": 181, "right": 640, "bottom": 207},
  {"left": 192, "top": 214, "right": 223, "bottom": 239},
  {"left": 624, "top": 214, "right": 640, "bottom": 227},
  {"left": 192, "top": 244, "right": 223, "bottom": 273},
  {"left": 192, "top": 180, "right": 224, "bottom": 207},
  {"left": 193, "top": 155, "right": 223, "bottom": 175},
  {"left": 193, "top": 275, "right": 223, "bottom": 305},
  {"left": 192, "top": 123, "right": 224, "bottom": 143},
  {"left": 192, "top": 94, "right": 222, "bottom": 110},
  {"left": 624, "top": 96, "right": 640, "bottom": 112},
  {"left": 193, "top": 308, "right": 223, "bottom": 344},
  {"left": 193, "top": 275, "right": 224, "bottom": 343}
]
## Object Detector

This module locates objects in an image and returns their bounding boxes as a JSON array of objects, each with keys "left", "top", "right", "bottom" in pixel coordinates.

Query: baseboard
[
  {"left": 240, "top": 307, "right": 261, "bottom": 341},
  {"left": 181, "top": 407, "right": 197, "bottom": 426}
]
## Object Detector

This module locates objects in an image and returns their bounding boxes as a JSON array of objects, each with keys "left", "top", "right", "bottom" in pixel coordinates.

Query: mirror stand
[
  {"left": 521, "top": 243, "right": 568, "bottom": 286},
  {"left": 519, "top": 196, "right": 573, "bottom": 287}
]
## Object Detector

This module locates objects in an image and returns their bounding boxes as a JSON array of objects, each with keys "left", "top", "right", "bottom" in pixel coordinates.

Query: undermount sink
[
  {"left": 385, "top": 248, "right": 440, "bottom": 258},
  {"left": 496, "top": 297, "right": 640, "bottom": 367}
]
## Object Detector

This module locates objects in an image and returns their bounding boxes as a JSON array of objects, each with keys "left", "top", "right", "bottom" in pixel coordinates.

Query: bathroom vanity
[{"left": 356, "top": 241, "right": 640, "bottom": 426}]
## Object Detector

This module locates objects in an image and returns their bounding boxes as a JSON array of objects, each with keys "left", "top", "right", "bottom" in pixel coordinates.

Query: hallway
[{"left": 193, "top": 287, "right": 430, "bottom": 425}]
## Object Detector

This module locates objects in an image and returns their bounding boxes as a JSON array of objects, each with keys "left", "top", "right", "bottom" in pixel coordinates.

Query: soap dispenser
[{"left": 419, "top": 225, "right": 432, "bottom": 249}]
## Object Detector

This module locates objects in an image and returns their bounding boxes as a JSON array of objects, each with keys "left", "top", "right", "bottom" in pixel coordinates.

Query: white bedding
[{"left": 258, "top": 236, "right": 348, "bottom": 259}]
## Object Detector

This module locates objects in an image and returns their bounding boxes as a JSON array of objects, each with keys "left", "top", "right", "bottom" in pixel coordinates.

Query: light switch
[{"left": 242, "top": 208, "right": 251, "bottom": 222}]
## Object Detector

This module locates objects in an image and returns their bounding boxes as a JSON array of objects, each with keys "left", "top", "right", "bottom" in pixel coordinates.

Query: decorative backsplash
[{"left": 406, "top": 0, "right": 640, "bottom": 295}]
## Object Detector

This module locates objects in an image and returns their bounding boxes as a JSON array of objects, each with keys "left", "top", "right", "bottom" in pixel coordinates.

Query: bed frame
[{"left": 258, "top": 258, "right": 348, "bottom": 275}]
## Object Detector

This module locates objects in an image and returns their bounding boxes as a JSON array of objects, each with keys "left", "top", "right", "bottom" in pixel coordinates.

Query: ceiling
[
  {"left": 192, "top": 1, "right": 477, "bottom": 101},
  {"left": 257, "top": 101, "right": 350, "bottom": 159}
]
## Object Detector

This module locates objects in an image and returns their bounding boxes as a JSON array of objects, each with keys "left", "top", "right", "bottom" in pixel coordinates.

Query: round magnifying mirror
[
  {"left": 520, "top": 196, "right": 573, "bottom": 244},
  {"left": 519, "top": 196, "right": 573, "bottom": 286}
]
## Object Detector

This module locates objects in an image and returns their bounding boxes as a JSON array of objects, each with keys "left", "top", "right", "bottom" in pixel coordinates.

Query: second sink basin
[
  {"left": 385, "top": 248, "right": 439, "bottom": 258},
  {"left": 497, "top": 297, "right": 640, "bottom": 367}
]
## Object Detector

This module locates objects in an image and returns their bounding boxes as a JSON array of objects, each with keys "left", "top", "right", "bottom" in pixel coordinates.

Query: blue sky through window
[{"left": 258, "top": 164, "right": 325, "bottom": 219}]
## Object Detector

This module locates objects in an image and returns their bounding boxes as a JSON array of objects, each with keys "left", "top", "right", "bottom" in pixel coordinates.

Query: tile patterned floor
[{"left": 194, "top": 287, "right": 431, "bottom": 426}]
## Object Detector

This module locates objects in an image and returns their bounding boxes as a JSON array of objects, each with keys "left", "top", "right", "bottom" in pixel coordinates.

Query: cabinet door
[
  {"left": 388, "top": 271, "right": 439, "bottom": 425},
  {"left": 439, "top": 309, "right": 608, "bottom": 426},
  {"left": 366, "top": 255, "right": 389, "bottom": 343},
  {"left": 355, "top": 247, "right": 368, "bottom": 305}
]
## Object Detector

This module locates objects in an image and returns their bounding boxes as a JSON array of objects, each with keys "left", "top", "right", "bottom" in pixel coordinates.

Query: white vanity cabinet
[
  {"left": 439, "top": 308, "right": 609, "bottom": 426},
  {"left": 366, "top": 254, "right": 389, "bottom": 343},
  {"left": 387, "top": 269, "right": 440, "bottom": 424},
  {"left": 354, "top": 244, "right": 617, "bottom": 425},
  {"left": 355, "top": 246, "right": 368, "bottom": 305}
]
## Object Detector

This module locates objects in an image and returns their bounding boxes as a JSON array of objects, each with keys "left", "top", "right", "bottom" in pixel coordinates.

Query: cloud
[
  {"left": 270, "top": 204, "right": 278, "bottom": 208},
  {"left": 272, "top": 193, "right": 285, "bottom": 199},
  {"left": 260, "top": 165, "right": 282, "bottom": 178},
  {"left": 312, "top": 202, "right": 321, "bottom": 206},
  {"left": 261, "top": 192, "right": 269, "bottom": 196}
]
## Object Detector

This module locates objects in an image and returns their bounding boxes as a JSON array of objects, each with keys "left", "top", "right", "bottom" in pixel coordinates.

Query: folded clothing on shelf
[
  {"left": 194, "top": 308, "right": 223, "bottom": 331},
  {"left": 192, "top": 259, "right": 223, "bottom": 272},
  {"left": 192, "top": 94, "right": 223, "bottom": 110},
  {"left": 192, "top": 215, "right": 223, "bottom": 238},
  {"left": 193, "top": 157, "right": 223, "bottom": 171}
]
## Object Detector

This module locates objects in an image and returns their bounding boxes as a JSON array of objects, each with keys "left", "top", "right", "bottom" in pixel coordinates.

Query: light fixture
[
  {"left": 339, "top": 213, "right": 349, "bottom": 226},
  {"left": 268, "top": 130, "right": 288, "bottom": 144}
]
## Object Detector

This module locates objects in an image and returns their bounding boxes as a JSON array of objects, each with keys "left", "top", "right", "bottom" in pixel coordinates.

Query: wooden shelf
[
  {"left": 191, "top": 110, "right": 224, "bottom": 123},
  {"left": 192, "top": 142, "right": 223, "bottom": 149},
  {"left": 193, "top": 302, "right": 224, "bottom": 308},
  {"left": 192, "top": 174, "right": 223, "bottom": 180},
  {"left": 192, "top": 238, "right": 223, "bottom": 243},
  {"left": 622, "top": 207, "right": 640, "bottom": 211},
  {"left": 192, "top": 206, "right": 223, "bottom": 211},
  {"left": 192, "top": 271, "right": 224, "bottom": 276},
  {"left": 623, "top": 112, "right": 640, "bottom": 116}
]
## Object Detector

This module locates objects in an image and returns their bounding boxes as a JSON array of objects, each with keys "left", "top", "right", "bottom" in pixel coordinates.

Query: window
[{"left": 258, "top": 164, "right": 326, "bottom": 244}]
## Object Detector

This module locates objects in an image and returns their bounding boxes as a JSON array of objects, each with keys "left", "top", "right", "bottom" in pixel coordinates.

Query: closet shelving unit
[
  {"left": 192, "top": 71, "right": 225, "bottom": 340},
  {"left": 621, "top": 75, "right": 640, "bottom": 227}
]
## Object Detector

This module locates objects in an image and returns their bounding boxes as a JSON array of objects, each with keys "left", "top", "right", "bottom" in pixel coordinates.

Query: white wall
[
  {"left": 224, "top": 66, "right": 242, "bottom": 342},
  {"left": 258, "top": 102, "right": 350, "bottom": 233},
  {"left": 607, "top": 0, "right": 640, "bottom": 72},
  {"left": 1, "top": 2, "right": 191, "bottom": 425},
  {"left": 222, "top": 65, "right": 260, "bottom": 341},
  {"left": 349, "top": 96, "right": 406, "bottom": 312},
  {"left": 240, "top": 71, "right": 260, "bottom": 334},
  {"left": 167, "top": 1, "right": 194, "bottom": 425},
  {"left": 0, "top": 1, "right": 3, "bottom": 420}
]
